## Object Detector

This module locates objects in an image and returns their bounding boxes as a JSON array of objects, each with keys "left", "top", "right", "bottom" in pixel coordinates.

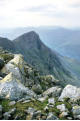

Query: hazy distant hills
[
  {"left": 63, "top": 57, "right": 80, "bottom": 79},
  {"left": 37, "top": 27, "right": 80, "bottom": 61},
  {"left": 0, "top": 26, "right": 80, "bottom": 60}
]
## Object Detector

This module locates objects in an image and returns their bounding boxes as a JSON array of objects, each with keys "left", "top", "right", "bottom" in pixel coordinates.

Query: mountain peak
[
  {"left": 14, "top": 31, "right": 44, "bottom": 50},
  {"left": 14, "top": 31, "right": 40, "bottom": 42},
  {"left": 13, "top": 31, "right": 72, "bottom": 82},
  {"left": 23, "top": 31, "right": 39, "bottom": 38},
  {"left": 26, "top": 31, "right": 38, "bottom": 36}
]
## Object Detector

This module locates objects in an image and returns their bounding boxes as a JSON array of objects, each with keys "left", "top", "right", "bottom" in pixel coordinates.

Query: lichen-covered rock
[
  {"left": 72, "top": 105, "right": 80, "bottom": 119},
  {"left": 43, "top": 86, "right": 62, "bottom": 97},
  {"left": 44, "top": 106, "right": 49, "bottom": 111},
  {"left": 67, "top": 117, "right": 73, "bottom": 120},
  {"left": 1, "top": 54, "right": 41, "bottom": 88},
  {"left": 3, "top": 108, "right": 16, "bottom": 120},
  {"left": 57, "top": 104, "right": 67, "bottom": 112},
  {"left": 26, "top": 107, "right": 47, "bottom": 120},
  {"left": 33, "top": 110, "right": 41, "bottom": 118},
  {"left": 0, "top": 73, "right": 36, "bottom": 100},
  {"left": 38, "top": 96, "right": 48, "bottom": 102},
  {"left": 9, "top": 101, "right": 16, "bottom": 106},
  {"left": 26, "top": 107, "right": 38, "bottom": 120},
  {"left": 48, "top": 98, "right": 55, "bottom": 105},
  {"left": 27, "top": 107, "right": 36, "bottom": 115},
  {"left": 17, "top": 96, "right": 32, "bottom": 102},
  {"left": 9, "top": 108, "right": 16, "bottom": 115},
  {"left": 59, "top": 85, "right": 80, "bottom": 101},
  {"left": 22, "top": 99, "right": 31, "bottom": 103},
  {"left": 1, "top": 54, "right": 26, "bottom": 83},
  {"left": 32, "top": 84, "right": 42, "bottom": 94},
  {"left": 3, "top": 112, "right": 11, "bottom": 120},
  {"left": 47, "top": 112, "right": 59, "bottom": 120}
]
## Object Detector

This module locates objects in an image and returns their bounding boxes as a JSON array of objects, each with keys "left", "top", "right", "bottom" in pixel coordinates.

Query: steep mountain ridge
[{"left": 13, "top": 31, "right": 72, "bottom": 82}]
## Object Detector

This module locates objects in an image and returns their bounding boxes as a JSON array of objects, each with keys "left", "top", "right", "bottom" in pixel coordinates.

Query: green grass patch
[{"left": 0, "top": 54, "right": 14, "bottom": 63}]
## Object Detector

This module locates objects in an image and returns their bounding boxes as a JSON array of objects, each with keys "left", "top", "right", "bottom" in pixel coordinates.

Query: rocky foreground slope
[{"left": 0, "top": 49, "right": 80, "bottom": 120}]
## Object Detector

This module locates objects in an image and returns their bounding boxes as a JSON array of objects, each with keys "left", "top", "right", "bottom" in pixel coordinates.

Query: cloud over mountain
[{"left": 0, "top": 0, "right": 80, "bottom": 28}]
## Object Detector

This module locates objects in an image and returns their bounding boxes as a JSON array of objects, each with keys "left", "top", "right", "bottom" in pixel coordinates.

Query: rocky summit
[{"left": 0, "top": 48, "right": 80, "bottom": 120}]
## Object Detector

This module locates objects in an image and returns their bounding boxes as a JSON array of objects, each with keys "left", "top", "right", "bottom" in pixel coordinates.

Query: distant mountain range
[
  {"left": 36, "top": 27, "right": 80, "bottom": 61},
  {"left": 0, "top": 26, "right": 80, "bottom": 60}
]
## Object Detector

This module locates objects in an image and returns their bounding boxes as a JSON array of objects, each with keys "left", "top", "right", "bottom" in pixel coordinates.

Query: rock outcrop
[
  {"left": 0, "top": 73, "right": 36, "bottom": 100},
  {"left": 48, "top": 98, "right": 55, "bottom": 105},
  {"left": 43, "top": 86, "right": 62, "bottom": 97},
  {"left": 47, "top": 112, "right": 59, "bottom": 120},
  {"left": 59, "top": 84, "right": 80, "bottom": 101},
  {"left": 57, "top": 104, "right": 68, "bottom": 112},
  {"left": 1, "top": 54, "right": 26, "bottom": 84},
  {"left": 72, "top": 106, "right": 80, "bottom": 119}
]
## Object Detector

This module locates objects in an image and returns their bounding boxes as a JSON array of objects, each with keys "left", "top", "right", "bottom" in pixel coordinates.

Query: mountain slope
[
  {"left": 0, "top": 37, "right": 16, "bottom": 52},
  {"left": 13, "top": 31, "right": 72, "bottom": 82},
  {"left": 62, "top": 57, "right": 80, "bottom": 79},
  {"left": 35, "top": 27, "right": 80, "bottom": 60}
]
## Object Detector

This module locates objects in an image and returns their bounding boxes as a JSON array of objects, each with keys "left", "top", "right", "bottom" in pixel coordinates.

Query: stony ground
[
  {"left": 0, "top": 96, "right": 80, "bottom": 120},
  {"left": 0, "top": 48, "right": 80, "bottom": 120}
]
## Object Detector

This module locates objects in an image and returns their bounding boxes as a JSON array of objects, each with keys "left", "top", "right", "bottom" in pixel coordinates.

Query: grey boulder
[
  {"left": 59, "top": 85, "right": 80, "bottom": 101},
  {"left": 0, "top": 72, "right": 36, "bottom": 100}
]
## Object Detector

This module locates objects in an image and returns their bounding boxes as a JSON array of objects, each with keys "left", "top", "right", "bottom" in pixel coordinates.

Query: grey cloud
[
  {"left": 18, "top": 4, "right": 56, "bottom": 12},
  {"left": 0, "top": 0, "right": 7, "bottom": 6},
  {"left": 26, "top": 6, "right": 47, "bottom": 12},
  {"left": 41, "top": 11, "right": 65, "bottom": 18}
]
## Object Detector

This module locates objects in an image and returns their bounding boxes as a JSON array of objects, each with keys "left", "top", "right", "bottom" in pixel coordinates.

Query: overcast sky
[{"left": 0, "top": 0, "right": 80, "bottom": 28}]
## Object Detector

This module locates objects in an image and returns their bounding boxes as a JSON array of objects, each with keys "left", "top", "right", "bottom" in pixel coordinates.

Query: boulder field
[{"left": 0, "top": 49, "right": 80, "bottom": 120}]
